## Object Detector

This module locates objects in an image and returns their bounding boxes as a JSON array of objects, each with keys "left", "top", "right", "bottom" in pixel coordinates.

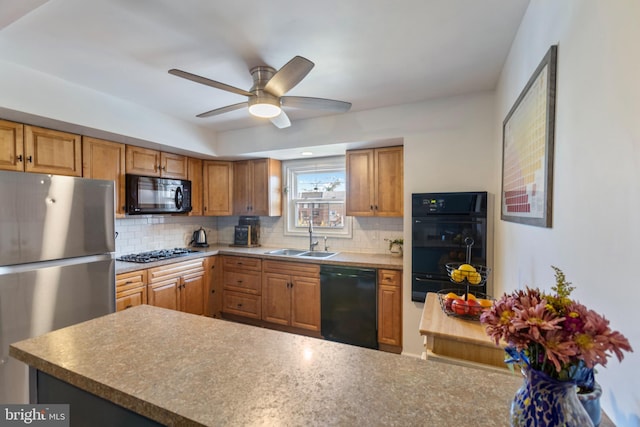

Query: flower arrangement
[
  {"left": 384, "top": 237, "right": 403, "bottom": 251},
  {"left": 480, "top": 266, "right": 632, "bottom": 390}
]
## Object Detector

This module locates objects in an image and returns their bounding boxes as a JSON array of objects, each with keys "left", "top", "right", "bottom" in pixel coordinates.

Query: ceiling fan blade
[
  {"left": 196, "top": 102, "right": 248, "bottom": 118},
  {"left": 281, "top": 96, "right": 352, "bottom": 112},
  {"left": 264, "top": 56, "right": 314, "bottom": 96},
  {"left": 269, "top": 111, "right": 291, "bottom": 129},
  {"left": 169, "top": 69, "right": 252, "bottom": 97}
]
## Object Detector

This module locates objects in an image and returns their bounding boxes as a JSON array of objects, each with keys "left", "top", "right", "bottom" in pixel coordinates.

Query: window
[{"left": 283, "top": 156, "right": 352, "bottom": 238}]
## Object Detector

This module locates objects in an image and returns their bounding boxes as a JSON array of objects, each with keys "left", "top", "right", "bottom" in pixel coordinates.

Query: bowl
[{"left": 437, "top": 289, "right": 494, "bottom": 321}]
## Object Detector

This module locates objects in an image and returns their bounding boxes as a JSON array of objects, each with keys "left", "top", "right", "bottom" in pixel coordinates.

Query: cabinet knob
[
  {"left": 27, "top": 155, "right": 33, "bottom": 163},
  {"left": 237, "top": 280, "right": 243, "bottom": 284},
  {"left": 237, "top": 303, "right": 243, "bottom": 307},
  {"left": 370, "top": 205, "right": 374, "bottom": 210},
  {"left": 17, "top": 154, "right": 23, "bottom": 162}
]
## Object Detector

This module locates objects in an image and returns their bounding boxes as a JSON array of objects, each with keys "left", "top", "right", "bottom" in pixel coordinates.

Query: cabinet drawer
[
  {"left": 116, "top": 286, "right": 147, "bottom": 311},
  {"left": 116, "top": 270, "right": 147, "bottom": 292},
  {"left": 262, "top": 260, "right": 320, "bottom": 277},
  {"left": 223, "top": 290, "right": 261, "bottom": 319},
  {"left": 223, "top": 270, "right": 261, "bottom": 294},
  {"left": 378, "top": 269, "right": 401, "bottom": 287},
  {"left": 148, "top": 259, "right": 205, "bottom": 283},
  {"left": 222, "top": 256, "right": 262, "bottom": 272}
]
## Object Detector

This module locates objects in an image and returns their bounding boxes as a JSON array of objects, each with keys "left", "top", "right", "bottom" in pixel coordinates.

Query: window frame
[{"left": 282, "top": 156, "right": 352, "bottom": 238}]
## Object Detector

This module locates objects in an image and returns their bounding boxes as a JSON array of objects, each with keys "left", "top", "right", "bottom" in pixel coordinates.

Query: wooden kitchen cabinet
[
  {"left": 262, "top": 260, "right": 321, "bottom": 332},
  {"left": 233, "top": 158, "right": 282, "bottom": 216},
  {"left": 82, "top": 137, "right": 126, "bottom": 215},
  {"left": 187, "top": 157, "right": 204, "bottom": 216},
  {"left": 147, "top": 258, "right": 206, "bottom": 315},
  {"left": 377, "top": 269, "right": 402, "bottom": 352},
  {"left": 203, "top": 160, "right": 233, "bottom": 216},
  {"left": 0, "top": 119, "right": 24, "bottom": 172},
  {"left": 115, "top": 270, "right": 147, "bottom": 312},
  {"left": 221, "top": 255, "right": 262, "bottom": 319},
  {"left": 346, "top": 146, "right": 403, "bottom": 217},
  {"left": 3, "top": 125, "right": 82, "bottom": 176},
  {"left": 204, "top": 256, "right": 221, "bottom": 318},
  {"left": 125, "top": 145, "right": 188, "bottom": 179}
]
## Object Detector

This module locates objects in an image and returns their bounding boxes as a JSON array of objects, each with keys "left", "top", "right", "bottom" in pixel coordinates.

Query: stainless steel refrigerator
[{"left": 0, "top": 171, "right": 116, "bottom": 403}]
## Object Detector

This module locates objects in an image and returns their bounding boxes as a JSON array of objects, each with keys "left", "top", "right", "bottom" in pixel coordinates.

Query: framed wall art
[{"left": 501, "top": 45, "right": 557, "bottom": 227}]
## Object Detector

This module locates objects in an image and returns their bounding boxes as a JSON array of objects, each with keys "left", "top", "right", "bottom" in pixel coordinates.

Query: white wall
[{"left": 494, "top": 2, "right": 640, "bottom": 425}]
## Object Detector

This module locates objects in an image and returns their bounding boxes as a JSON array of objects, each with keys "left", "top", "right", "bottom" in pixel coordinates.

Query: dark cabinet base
[{"left": 35, "top": 370, "right": 162, "bottom": 427}]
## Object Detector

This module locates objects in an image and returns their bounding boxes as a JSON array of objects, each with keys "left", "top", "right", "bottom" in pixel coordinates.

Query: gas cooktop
[{"left": 117, "top": 248, "right": 197, "bottom": 263}]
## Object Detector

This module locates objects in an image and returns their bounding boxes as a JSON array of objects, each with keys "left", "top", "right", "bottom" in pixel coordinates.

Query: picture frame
[{"left": 501, "top": 45, "right": 557, "bottom": 228}]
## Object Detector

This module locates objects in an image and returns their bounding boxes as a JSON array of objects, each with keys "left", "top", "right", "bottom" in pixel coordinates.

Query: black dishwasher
[{"left": 320, "top": 265, "right": 378, "bottom": 349}]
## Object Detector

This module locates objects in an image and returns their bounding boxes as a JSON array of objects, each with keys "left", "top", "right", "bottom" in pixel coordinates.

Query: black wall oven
[{"left": 411, "top": 192, "right": 487, "bottom": 302}]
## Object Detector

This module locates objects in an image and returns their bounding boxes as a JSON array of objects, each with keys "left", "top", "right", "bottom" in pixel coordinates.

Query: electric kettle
[{"left": 191, "top": 227, "right": 209, "bottom": 247}]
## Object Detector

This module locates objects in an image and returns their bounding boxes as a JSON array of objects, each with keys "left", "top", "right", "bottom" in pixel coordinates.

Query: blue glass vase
[{"left": 510, "top": 368, "right": 594, "bottom": 427}]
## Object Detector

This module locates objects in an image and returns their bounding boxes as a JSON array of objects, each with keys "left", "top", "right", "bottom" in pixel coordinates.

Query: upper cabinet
[
  {"left": 82, "top": 137, "right": 126, "bottom": 215},
  {"left": 0, "top": 121, "right": 82, "bottom": 176},
  {"left": 346, "top": 146, "right": 403, "bottom": 217},
  {"left": 203, "top": 160, "right": 233, "bottom": 216},
  {"left": 0, "top": 119, "right": 24, "bottom": 172},
  {"left": 125, "top": 145, "right": 188, "bottom": 179},
  {"left": 233, "top": 158, "right": 282, "bottom": 216},
  {"left": 188, "top": 157, "right": 203, "bottom": 216}
]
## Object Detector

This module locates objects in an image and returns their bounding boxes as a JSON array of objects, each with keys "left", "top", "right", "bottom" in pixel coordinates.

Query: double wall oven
[{"left": 411, "top": 192, "right": 488, "bottom": 302}]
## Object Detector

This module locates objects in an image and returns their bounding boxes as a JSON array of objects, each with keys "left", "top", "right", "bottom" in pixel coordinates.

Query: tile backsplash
[{"left": 115, "top": 215, "right": 402, "bottom": 256}]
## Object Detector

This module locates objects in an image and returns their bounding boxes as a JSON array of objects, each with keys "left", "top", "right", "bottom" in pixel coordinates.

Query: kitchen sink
[
  {"left": 297, "top": 251, "right": 338, "bottom": 258},
  {"left": 264, "top": 249, "right": 339, "bottom": 258},
  {"left": 264, "top": 248, "right": 307, "bottom": 256}
]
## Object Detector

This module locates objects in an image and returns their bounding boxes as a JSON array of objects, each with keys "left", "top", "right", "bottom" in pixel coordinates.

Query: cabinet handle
[
  {"left": 125, "top": 280, "right": 133, "bottom": 285},
  {"left": 237, "top": 280, "right": 243, "bottom": 284},
  {"left": 17, "top": 154, "right": 23, "bottom": 162},
  {"left": 370, "top": 205, "right": 374, "bottom": 210},
  {"left": 237, "top": 303, "right": 243, "bottom": 307},
  {"left": 375, "top": 205, "right": 378, "bottom": 210},
  {"left": 27, "top": 155, "right": 33, "bottom": 163}
]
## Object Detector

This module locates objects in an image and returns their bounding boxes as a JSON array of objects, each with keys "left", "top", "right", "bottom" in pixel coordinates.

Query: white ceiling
[{"left": 0, "top": 0, "right": 529, "bottom": 138}]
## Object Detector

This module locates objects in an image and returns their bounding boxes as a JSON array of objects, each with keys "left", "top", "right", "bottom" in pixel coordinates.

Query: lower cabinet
[
  {"left": 147, "top": 259, "right": 207, "bottom": 315},
  {"left": 115, "top": 270, "right": 147, "bottom": 312},
  {"left": 221, "top": 256, "right": 262, "bottom": 319},
  {"left": 377, "top": 269, "right": 403, "bottom": 351},
  {"left": 262, "top": 260, "right": 320, "bottom": 332}
]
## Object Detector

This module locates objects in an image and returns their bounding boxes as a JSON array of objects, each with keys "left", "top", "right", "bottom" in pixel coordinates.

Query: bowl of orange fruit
[{"left": 437, "top": 290, "right": 494, "bottom": 320}]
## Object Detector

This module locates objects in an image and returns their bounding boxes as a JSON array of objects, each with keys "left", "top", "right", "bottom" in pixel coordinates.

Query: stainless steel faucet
[{"left": 309, "top": 220, "right": 318, "bottom": 251}]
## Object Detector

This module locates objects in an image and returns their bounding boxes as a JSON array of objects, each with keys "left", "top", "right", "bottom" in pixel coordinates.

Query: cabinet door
[
  {"left": 251, "top": 158, "right": 281, "bottom": 216},
  {"left": 160, "top": 152, "right": 188, "bottom": 179},
  {"left": 82, "top": 137, "right": 126, "bottom": 215},
  {"left": 148, "top": 278, "right": 180, "bottom": 310},
  {"left": 126, "top": 145, "right": 160, "bottom": 176},
  {"left": 188, "top": 157, "right": 204, "bottom": 216},
  {"left": 180, "top": 270, "right": 206, "bottom": 315},
  {"left": 345, "top": 149, "right": 375, "bottom": 216},
  {"left": 374, "top": 146, "right": 403, "bottom": 217},
  {"left": 378, "top": 269, "right": 402, "bottom": 347},
  {"left": 262, "top": 273, "right": 291, "bottom": 326},
  {"left": 290, "top": 275, "right": 321, "bottom": 331},
  {"left": 24, "top": 125, "right": 82, "bottom": 176},
  {"left": 203, "top": 160, "right": 233, "bottom": 216},
  {"left": 233, "top": 160, "right": 252, "bottom": 215},
  {"left": 0, "top": 119, "right": 24, "bottom": 172},
  {"left": 204, "top": 256, "right": 221, "bottom": 318}
]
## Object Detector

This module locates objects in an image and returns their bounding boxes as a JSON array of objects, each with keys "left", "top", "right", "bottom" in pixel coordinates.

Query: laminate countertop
[
  {"left": 115, "top": 245, "right": 404, "bottom": 275},
  {"left": 11, "top": 305, "right": 522, "bottom": 426}
]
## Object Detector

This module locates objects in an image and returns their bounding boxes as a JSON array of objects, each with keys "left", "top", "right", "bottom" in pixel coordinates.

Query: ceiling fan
[{"left": 169, "top": 56, "right": 352, "bottom": 129}]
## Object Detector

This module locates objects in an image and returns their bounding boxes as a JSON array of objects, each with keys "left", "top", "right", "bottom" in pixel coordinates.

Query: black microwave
[{"left": 126, "top": 174, "right": 192, "bottom": 215}]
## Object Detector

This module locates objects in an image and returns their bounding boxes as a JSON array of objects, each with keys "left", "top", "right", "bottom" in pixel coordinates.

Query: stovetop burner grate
[{"left": 117, "top": 248, "right": 197, "bottom": 263}]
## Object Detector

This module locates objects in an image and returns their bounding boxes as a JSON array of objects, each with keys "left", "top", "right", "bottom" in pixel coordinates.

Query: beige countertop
[
  {"left": 115, "top": 245, "right": 404, "bottom": 274},
  {"left": 11, "top": 305, "right": 523, "bottom": 426}
]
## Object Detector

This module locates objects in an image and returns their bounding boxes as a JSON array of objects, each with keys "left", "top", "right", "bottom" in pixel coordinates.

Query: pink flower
[{"left": 479, "top": 267, "right": 633, "bottom": 381}]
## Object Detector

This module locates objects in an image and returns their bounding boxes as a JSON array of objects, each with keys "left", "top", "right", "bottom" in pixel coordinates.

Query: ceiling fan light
[{"left": 248, "top": 98, "right": 281, "bottom": 118}]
